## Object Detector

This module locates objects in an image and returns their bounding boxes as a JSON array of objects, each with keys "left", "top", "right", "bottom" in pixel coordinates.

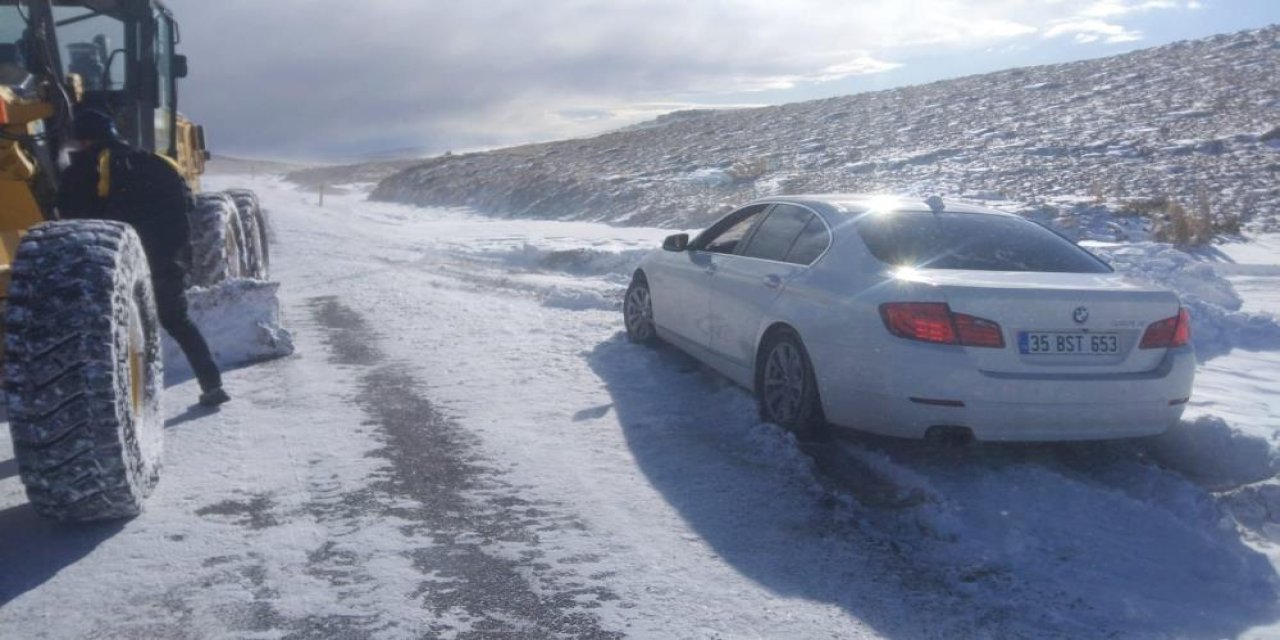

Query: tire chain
[{"left": 5, "top": 220, "right": 163, "bottom": 521}]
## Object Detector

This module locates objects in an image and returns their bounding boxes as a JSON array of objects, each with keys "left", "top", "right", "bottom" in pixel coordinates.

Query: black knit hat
[{"left": 73, "top": 108, "right": 119, "bottom": 142}]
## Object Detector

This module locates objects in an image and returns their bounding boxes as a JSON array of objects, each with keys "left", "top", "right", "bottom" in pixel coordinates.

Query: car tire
[
  {"left": 623, "top": 273, "right": 658, "bottom": 345},
  {"left": 5, "top": 220, "right": 164, "bottom": 522},
  {"left": 757, "top": 329, "right": 827, "bottom": 440}
]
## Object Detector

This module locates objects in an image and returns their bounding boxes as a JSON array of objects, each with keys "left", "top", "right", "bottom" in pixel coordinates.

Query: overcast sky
[{"left": 163, "top": 0, "right": 1279, "bottom": 161}]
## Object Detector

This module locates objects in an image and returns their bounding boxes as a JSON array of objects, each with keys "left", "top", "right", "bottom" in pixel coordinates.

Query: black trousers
[{"left": 153, "top": 271, "right": 222, "bottom": 392}]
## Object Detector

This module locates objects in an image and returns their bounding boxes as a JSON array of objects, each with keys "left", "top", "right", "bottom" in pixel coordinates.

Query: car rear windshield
[{"left": 856, "top": 211, "right": 1111, "bottom": 273}]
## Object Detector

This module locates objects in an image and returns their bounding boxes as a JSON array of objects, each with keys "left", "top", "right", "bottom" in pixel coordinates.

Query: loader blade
[{"left": 163, "top": 278, "right": 295, "bottom": 382}]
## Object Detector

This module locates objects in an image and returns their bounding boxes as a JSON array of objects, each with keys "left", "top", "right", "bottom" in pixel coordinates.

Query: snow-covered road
[{"left": 3, "top": 176, "right": 1280, "bottom": 639}]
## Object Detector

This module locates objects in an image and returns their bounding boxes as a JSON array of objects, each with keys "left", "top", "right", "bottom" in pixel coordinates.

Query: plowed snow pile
[{"left": 163, "top": 278, "right": 295, "bottom": 379}]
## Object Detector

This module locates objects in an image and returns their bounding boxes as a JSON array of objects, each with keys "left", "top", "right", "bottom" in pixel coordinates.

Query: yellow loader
[{"left": 0, "top": 0, "right": 264, "bottom": 521}]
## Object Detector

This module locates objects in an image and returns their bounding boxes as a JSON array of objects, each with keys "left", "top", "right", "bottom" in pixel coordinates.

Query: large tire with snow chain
[
  {"left": 225, "top": 188, "right": 268, "bottom": 279},
  {"left": 4, "top": 220, "right": 164, "bottom": 522},
  {"left": 188, "top": 192, "right": 246, "bottom": 286}
]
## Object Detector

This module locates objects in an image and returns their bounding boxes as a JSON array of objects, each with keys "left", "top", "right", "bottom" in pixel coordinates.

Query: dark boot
[
  {"left": 199, "top": 387, "right": 231, "bottom": 407},
  {"left": 154, "top": 271, "right": 225, "bottom": 398}
]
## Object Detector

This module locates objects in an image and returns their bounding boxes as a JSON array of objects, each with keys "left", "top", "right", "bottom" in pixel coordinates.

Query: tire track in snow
[{"left": 308, "top": 296, "right": 624, "bottom": 639}]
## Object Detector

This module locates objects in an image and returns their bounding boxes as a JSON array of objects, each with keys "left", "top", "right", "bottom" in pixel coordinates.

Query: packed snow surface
[{"left": 2, "top": 176, "right": 1279, "bottom": 638}]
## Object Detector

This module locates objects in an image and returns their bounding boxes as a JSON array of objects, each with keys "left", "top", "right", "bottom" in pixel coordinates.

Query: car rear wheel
[
  {"left": 758, "top": 329, "right": 826, "bottom": 440},
  {"left": 624, "top": 274, "right": 658, "bottom": 345}
]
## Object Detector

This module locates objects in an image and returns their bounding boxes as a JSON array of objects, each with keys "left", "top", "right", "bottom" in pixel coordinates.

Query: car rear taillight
[
  {"left": 1173, "top": 308, "right": 1191, "bottom": 347},
  {"left": 953, "top": 313, "right": 1005, "bottom": 348},
  {"left": 1140, "top": 308, "right": 1191, "bottom": 349},
  {"left": 879, "top": 302, "right": 1005, "bottom": 348},
  {"left": 880, "top": 303, "right": 955, "bottom": 344}
]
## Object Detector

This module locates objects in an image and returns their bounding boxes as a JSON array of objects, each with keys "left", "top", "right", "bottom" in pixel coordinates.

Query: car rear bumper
[
  {"left": 868, "top": 394, "right": 1187, "bottom": 441},
  {"left": 815, "top": 343, "right": 1195, "bottom": 442}
]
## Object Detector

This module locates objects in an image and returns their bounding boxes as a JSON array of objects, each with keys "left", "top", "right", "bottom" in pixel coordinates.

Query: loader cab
[
  {"left": 47, "top": 0, "right": 195, "bottom": 158},
  {"left": 2, "top": 0, "right": 208, "bottom": 177}
]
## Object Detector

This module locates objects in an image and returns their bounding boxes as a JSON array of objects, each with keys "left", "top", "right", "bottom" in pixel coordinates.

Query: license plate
[{"left": 1018, "top": 332, "right": 1120, "bottom": 355}]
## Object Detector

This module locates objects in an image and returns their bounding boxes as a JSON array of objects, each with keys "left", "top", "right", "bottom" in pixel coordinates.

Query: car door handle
[{"left": 763, "top": 274, "right": 783, "bottom": 289}]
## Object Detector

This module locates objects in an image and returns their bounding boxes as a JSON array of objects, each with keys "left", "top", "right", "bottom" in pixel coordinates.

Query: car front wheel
[{"left": 624, "top": 274, "right": 658, "bottom": 345}]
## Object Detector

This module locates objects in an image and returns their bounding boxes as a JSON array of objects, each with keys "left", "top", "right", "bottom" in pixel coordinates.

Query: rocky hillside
[
  {"left": 372, "top": 26, "right": 1280, "bottom": 238},
  {"left": 207, "top": 155, "right": 308, "bottom": 176},
  {"left": 284, "top": 159, "right": 422, "bottom": 189}
]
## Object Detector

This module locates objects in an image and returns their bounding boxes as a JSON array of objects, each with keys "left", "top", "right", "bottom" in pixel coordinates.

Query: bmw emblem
[{"left": 1073, "top": 307, "right": 1089, "bottom": 324}]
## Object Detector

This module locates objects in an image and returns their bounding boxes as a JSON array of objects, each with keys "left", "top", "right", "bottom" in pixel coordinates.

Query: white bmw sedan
[{"left": 623, "top": 195, "right": 1195, "bottom": 442}]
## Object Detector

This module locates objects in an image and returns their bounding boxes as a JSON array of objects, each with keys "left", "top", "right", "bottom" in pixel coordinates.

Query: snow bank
[
  {"left": 433, "top": 243, "right": 654, "bottom": 312},
  {"left": 1224, "top": 482, "right": 1280, "bottom": 540},
  {"left": 540, "top": 287, "right": 619, "bottom": 311},
  {"left": 1177, "top": 298, "right": 1280, "bottom": 360},
  {"left": 675, "top": 167, "right": 733, "bottom": 187},
  {"left": 1092, "top": 242, "right": 1241, "bottom": 309},
  {"left": 164, "top": 279, "right": 296, "bottom": 379},
  {"left": 742, "top": 422, "right": 818, "bottom": 485},
  {"left": 475, "top": 243, "right": 649, "bottom": 279},
  {"left": 1091, "top": 242, "right": 1280, "bottom": 359},
  {"left": 1146, "top": 415, "right": 1280, "bottom": 490}
]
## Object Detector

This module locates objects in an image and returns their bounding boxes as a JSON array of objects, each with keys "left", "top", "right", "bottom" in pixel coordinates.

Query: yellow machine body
[
  {"left": 0, "top": 86, "right": 56, "bottom": 308},
  {"left": 0, "top": 0, "right": 212, "bottom": 360}
]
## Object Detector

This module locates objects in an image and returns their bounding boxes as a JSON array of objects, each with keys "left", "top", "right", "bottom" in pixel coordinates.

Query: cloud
[
  {"left": 1044, "top": 19, "right": 1144, "bottom": 43},
  {"left": 1079, "top": 0, "right": 1178, "bottom": 18},
  {"left": 1045, "top": 0, "right": 1205, "bottom": 43},
  {"left": 160, "top": 0, "right": 1188, "bottom": 159},
  {"left": 808, "top": 55, "right": 904, "bottom": 83}
]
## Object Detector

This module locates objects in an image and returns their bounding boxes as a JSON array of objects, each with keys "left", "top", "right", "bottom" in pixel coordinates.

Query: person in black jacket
[{"left": 58, "top": 109, "right": 230, "bottom": 407}]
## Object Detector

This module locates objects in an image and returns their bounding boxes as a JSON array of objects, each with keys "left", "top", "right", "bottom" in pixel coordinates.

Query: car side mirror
[
  {"left": 663, "top": 233, "right": 689, "bottom": 252},
  {"left": 174, "top": 54, "right": 189, "bottom": 79}
]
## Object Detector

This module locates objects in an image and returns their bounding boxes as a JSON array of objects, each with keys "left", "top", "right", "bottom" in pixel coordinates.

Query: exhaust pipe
[{"left": 925, "top": 425, "right": 975, "bottom": 446}]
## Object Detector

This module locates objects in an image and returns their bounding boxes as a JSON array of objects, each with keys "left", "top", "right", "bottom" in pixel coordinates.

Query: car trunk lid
[{"left": 895, "top": 268, "right": 1182, "bottom": 374}]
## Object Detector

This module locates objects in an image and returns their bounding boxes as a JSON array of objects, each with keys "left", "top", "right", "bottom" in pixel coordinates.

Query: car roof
[{"left": 746, "top": 194, "right": 1014, "bottom": 219}]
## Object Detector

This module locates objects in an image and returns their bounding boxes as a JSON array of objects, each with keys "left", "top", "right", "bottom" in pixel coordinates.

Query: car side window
[
  {"left": 784, "top": 215, "right": 831, "bottom": 265},
  {"left": 696, "top": 204, "right": 770, "bottom": 254},
  {"left": 739, "top": 204, "right": 811, "bottom": 262}
]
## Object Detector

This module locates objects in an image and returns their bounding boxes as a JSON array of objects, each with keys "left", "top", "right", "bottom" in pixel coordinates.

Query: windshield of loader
[
  {"left": 52, "top": 6, "right": 126, "bottom": 90},
  {"left": 0, "top": 8, "right": 26, "bottom": 85},
  {"left": 0, "top": 11, "right": 19, "bottom": 41},
  {"left": 0, "top": 5, "right": 125, "bottom": 89}
]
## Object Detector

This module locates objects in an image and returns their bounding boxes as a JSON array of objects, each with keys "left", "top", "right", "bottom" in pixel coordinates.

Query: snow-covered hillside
[
  {"left": 371, "top": 25, "right": 1280, "bottom": 235},
  {"left": 5, "top": 176, "right": 1280, "bottom": 638}
]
